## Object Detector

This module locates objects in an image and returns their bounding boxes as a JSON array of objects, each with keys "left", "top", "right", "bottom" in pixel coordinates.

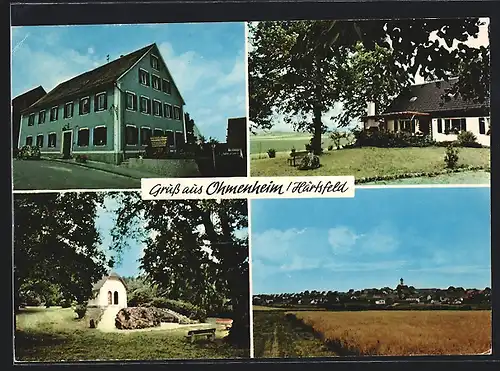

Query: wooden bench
[
  {"left": 287, "top": 151, "right": 309, "bottom": 166},
  {"left": 186, "top": 327, "right": 216, "bottom": 343}
]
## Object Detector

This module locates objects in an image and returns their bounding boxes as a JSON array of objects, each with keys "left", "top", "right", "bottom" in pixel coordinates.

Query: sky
[
  {"left": 251, "top": 187, "right": 491, "bottom": 294},
  {"left": 248, "top": 18, "right": 490, "bottom": 133},
  {"left": 11, "top": 22, "right": 246, "bottom": 141}
]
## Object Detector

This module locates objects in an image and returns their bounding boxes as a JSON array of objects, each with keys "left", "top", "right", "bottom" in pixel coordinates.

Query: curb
[{"left": 43, "top": 157, "right": 145, "bottom": 180}]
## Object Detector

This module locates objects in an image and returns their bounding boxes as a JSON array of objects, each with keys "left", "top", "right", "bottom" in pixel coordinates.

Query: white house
[
  {"left": 362, "top": 78, "right": 490, "bottom": 147},
  {"left": 375, "top": 299, "right": 386, "bottom": 305},
  {"left": 88, "top": 272, "right": 128, "bottom": 309}
]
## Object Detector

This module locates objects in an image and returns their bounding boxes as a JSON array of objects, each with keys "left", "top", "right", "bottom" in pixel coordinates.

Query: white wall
[
  {"left": 88, "top": 277, "right": 127, "bottom": 309},
  {"left": 431, "top": 117, "right": 490, "bottom": 147}
]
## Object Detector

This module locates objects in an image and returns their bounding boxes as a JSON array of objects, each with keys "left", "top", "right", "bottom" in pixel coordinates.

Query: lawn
[
  {"left": 253, "top": 309, "right": 492, "bottom": 358},
  {"left": 15, "top": 307, "right": 248, "bottom": 362},
  {"left": 250, "top": 146, "right": 490, "bottom": 181}
]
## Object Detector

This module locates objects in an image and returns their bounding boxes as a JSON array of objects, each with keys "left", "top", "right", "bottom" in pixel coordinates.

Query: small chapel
[{"left": 88, "top": 272, "right": 128, "bottom": 309}]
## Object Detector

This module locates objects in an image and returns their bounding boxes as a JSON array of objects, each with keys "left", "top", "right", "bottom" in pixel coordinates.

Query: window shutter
[
  {"left": 133, "top": 95, "right": 137, "bottom": 111},
  {"left": 437, "top": 119, "right": 442, "bottom": 133},
  {"left": 94, "top": 95, "right": 98, "bottom": 112},
  {"left": 146, "top": 72, "right": 150, "bottom": 87},
  {"left": 103, "top": 94, "right": 108, "bottom": 110},
  {"left": 148, "top": 99, "right": 152, "bottom": 114},
  {"left": 70, "top": 103, "right": 74, "bottom": 117},
  {"left": 79, "top": 101, "right": 82, "bottom": 115},
  {"left": 159, "top": 102, "right": 163, "bottom": 117},
  {"left": 55, "top": 107, "right": 58, "bottom": 120},
  {"left": 460, "top": 118, "right": 466, "bottom": 131},
  {"left": 150, "top": 55, "right": 154, "bottom": 68},
  {"left": 138, "top": 69, "right": 142, "bottom": 84}
]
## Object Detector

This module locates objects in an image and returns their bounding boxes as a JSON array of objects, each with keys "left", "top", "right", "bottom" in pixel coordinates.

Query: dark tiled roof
[
  {"left": 23, "top": 44, "right": 154, "bottom": 113},
  {"left": 12, "top": 85, "right": 47, "bottom": 104},
  {"left": 384, "top": 78, "right": 489, "bottom": 114},
  {"left": 92, "top": 272, "right": 127, "bottom": 291}
]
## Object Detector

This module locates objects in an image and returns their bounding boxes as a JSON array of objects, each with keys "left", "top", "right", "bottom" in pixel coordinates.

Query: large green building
[{"left": 19, "top": 43, "right": 186, "bottom": 164}]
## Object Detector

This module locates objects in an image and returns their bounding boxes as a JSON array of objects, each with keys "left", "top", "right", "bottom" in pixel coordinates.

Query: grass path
[{"left": 252, "top": 310, "right": 336, "bottom": 358}]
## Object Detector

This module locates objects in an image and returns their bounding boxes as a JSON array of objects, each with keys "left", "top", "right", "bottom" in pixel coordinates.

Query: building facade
[
  {"left": 18, "top": 43, "right": 186, "bottom": 164},
  {"left": 88, "top": 272, "right": 128, "bottom": 309},
  {"left": 12, "top": 86, "right": 47, "bottom": 152},
  {"left": 362, "top": 79, "right": 491, "bottom": 147}
]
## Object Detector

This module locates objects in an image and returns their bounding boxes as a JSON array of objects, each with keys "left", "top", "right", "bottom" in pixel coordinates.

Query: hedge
[{"left": 146, "top": 297, "right": 207, "bottom": 321}]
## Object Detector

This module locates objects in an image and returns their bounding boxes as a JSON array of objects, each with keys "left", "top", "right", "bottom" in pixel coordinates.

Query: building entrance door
[{"left": 62, "top": 131, "right": 72, "bottom": 158}]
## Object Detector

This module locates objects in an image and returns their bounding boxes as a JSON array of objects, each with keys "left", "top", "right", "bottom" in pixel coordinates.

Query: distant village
[{"left": 253, "top": 278, "right": 491, "bottom": 309}]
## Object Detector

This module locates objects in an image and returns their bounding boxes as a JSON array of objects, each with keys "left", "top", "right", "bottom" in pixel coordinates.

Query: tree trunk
[{"left": 311, "top": 57, "right": 323, "bottom": 155}]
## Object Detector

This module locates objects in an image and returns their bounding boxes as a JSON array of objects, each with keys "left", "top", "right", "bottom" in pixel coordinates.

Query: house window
[
  {"left": 393, "top": 121, "right": 398, "bottom": 132},
  {"left": 444, "top": 119, "right": 451, "bottom": 133},
  {"left": 48, "top": 133, "right": 57, "bottom": 148},
  {"left": 140, "top": 96, "right": 151, "bottom": 114},
  {"left": 139, "top": 69, "right": 150, "bottom": 86},
  {"left": 141, "top": 127, "right": 152, "bottom": 145},
  {"left": 162, "top": 79, "right": 171, "bottom": 94},
  {"left": 36, "top": 134, "right": 44, "bottom": 148},
  {"left": 38, "top": 110, "right": 46, "bottom": 125},
  {"left": 152, "top": 75, "right": 161, "bottom": 90},
  {"left": 125, "top": 125, "right": 139, "bottom": 145},
  {"left": 153, "top": 100, "right": 162, "bottom": 116},
  {"left": 114, "top": 291, "right": 119, "bottom": 305},
  {"left": 166, "top": 130, "right": 174, "bottom": 146},
  {"left": 173, "top": 106, "right": 181, "bottom": 120},
  {"left": 95, "top": 93, "right": 107, "bottom": 111},
  {"left": 126, "top": 92, "right": 137, "bottom": 111},
  {"left": 151, "top": 55, "right": 159, "bottom": 70},
  {"left": 479, "top": 117, "right": 486, "bottom": 134},
  {"left": 93, "top": 126, "right": 107, "bottom": 146},
  {"left": 28, "top": 114, "right": 35, "bottom": 126},
  {"left": 64, "top": 102, "right": 74, "bottom": 118},
  {"left": 437, "top": 119, "right": 443, "bottom": 133},
  {"left": 398, "top": 119, "right": 412, "bottom": 132},
  {"left": 78, "top": 128, "right": 90, "bottom": 147},
  {"left": 50, "top": 106, "right": 58, "bottom": 121},
  {"left": 79, "top": 97, "right": 90, "bottom": 115},
  {"left": 154, "top": 128, "right": 164, "bottom": 137},
  {"left": 107, "top": 291, "right": 112, "bottom": 305},
  {"left": 25, "top": 136, "right": 33, "bottom": 146},
  {"left": 164, "top": 103, "right": 173, "bottom": 118}
]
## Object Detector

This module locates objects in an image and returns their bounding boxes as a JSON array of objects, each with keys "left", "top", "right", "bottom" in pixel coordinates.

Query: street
[{"left": 13, "top": 159, "right": 141, "bottom": 190}]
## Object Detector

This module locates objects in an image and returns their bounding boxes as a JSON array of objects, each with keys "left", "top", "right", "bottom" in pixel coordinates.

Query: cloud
[
  {"left": 327, "top": 226, "right": 362, "bottom": 254},
  {"left": 408, "top": 265, "right": 490, "bottom": 275},
  {"left": 323, "top": 260, "right": 408, "bottom": 272},
  {"left": 251, "top": 228, "right": 307, "bottom": 262}
]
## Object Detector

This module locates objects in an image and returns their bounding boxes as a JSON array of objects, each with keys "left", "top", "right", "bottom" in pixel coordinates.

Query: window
[
  {"left": 153, "top": 100, "right": 162, "bottom": 116},
  {"left": 126, "top": 92, "right": 137, "bottom": 111},
  {"left": 36, "top": 134, "right": 44, "bottom": 148},
  {"left": 64, "top": 102, "right": 74, "bottom": 118},
  {"left": 25, "top": 136, "right": 33, "bottom": 146},
  {"left": 444, "top": 119, "right": 451, "bottom": 133},
  {"left": 151, "top": 55, "right": 159, "bottom": 70},
  {"left": 398, "top": 119, "right": 412, "bottom": 132},
  {"left": 166, "top": 130, "right": 174, "bottom": 146},
  {"left": 38, "top": 110, "right": 46, "bottom": 125},
  {"left": 28, "top": 114, "right": 35, "bottom": 126},
  {"left": 175, "top": 131, "right": 185, "bottom": 146},
  {"left": 154, "top": 128, "right": 164, "bottom": 137},
  {"left": 93, "top": 126, "right": 107, "bottom": 146},
  {"left": 141, "top": 127, "right": 152, "bottom": 146},
  {"left": 79, "top": 97, "right": 90, "bottom": 115},
  {"left": 479, "top": 117, "right": 486, "bottom": 134},
  {"left": 173, "top": 106, "right": 181, "bottom": 120},
  {"left": 393, "top": 121, "right": 398, "bottom": 132},
  {"left": 140, "top": 96, "right": 151, "bottom": 114},
  {"left": 48, "top": 133, "right": 57, "bottom": 148},
  {"left": 139, "top": 69, "right": 150, "bottom": 86},
  {"left": 152, "top": 75, "right": 161, "bottom": 90},
  {"left": 95, "top": 93, "right": 107, "bottom": 111},
  {"left": 164, "top": 103, "right": 173, "bottom": 118},
  {"left": 162, "top": 79, "right": 172, "bottom": 94},
  {"left": 437, "top": 119, "right": 443, "bottom": 133},
  {"left": 78, "top": 128, "right": 90, "bottom": 147},
  {"left": 125, "top": 125, "right": 139, "bottom": 145},
  {"left": 50, "top": 106, "right": 58, "bottom": 121}
]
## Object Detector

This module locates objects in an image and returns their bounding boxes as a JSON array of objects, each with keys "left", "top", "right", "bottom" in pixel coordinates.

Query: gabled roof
[
  {"left": 12, "top": 85, "right": 47, "bottom": 104},
  {"left": 384, "top": 78, "right": 489, "bottom": 114},
  {"left": 92, "top": 271, "right": 127, "bottom": 291},
  {"left": 22, "top": 44, "right": 155, "bottom": 113}
]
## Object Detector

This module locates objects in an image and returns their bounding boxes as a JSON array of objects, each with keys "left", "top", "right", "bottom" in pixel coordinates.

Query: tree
[
  {"left": 14, "top": 193, "right": 109, "bottom": 310},
  {"left": 110, "top": 194, "right": 250, "bottom": 348},
  {"left": 249, "top": 19, "right": 489, "bottom": 153}
]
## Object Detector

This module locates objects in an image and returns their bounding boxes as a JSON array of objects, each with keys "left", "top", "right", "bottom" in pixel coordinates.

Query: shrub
[
  {"left": 60, "top": 299, "right": 72, "bottom": 308},
  {"left": 457, "top": 131, "right": 481, "bottom": 147},
  {"left": 352, "top": 130, "right": 435, "bottom": 148},
  {"left": 147, "top": 297, "right": 207, "bottom": 321},
  {"left": 298, "top": 153, "right": 320, "bottom": 170},
  {"left": 444, "top": 144, "right": 460, "bottom": 169},
  {"left": 267, "top": 148, "right": 276, "bottom": 158},
  {"left": 18, "top": 145, "right": 41, "bottom": 160},
  {"left": 74, "top": 303, "right": 88, "bottom": 319},
  {"left": 75, "top": 154, "right": 88, "bottom": 163}
]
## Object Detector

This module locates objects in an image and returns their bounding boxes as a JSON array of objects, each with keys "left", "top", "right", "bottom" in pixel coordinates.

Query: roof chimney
[{"left": 367, "top": 102, "right": 376, "bottom": 116}]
